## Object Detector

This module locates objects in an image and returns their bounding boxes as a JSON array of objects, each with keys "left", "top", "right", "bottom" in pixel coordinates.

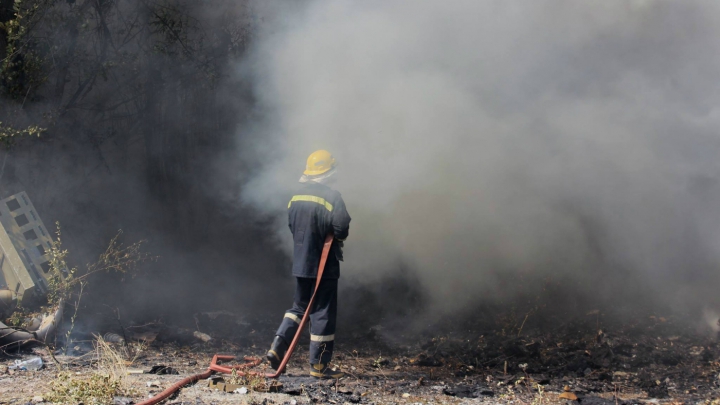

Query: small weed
[{"left": 532, "top": 382, "right": 545, "bottom": 405}]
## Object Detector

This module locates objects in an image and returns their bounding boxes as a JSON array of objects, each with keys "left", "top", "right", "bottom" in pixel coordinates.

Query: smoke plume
[{"left": 242, "top": 1, "right": 720, "bottom": 320}]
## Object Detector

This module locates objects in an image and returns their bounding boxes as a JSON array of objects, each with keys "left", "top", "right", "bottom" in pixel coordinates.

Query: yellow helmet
[{"left": 304, "top": 150, "right": 336, "bottom": 176}]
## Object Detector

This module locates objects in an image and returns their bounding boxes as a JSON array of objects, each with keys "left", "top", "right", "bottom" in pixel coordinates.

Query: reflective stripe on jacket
[{"left": 288, "top": 182, "right": 351, "bottom": 279}]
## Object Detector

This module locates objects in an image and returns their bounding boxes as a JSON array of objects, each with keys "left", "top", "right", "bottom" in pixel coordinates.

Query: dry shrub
[
  {"left": 46, "top": 373, "right": 120, "bottom": 405},
  {"left": 46, "top": 335, "right": 132, "bottom": 404}
]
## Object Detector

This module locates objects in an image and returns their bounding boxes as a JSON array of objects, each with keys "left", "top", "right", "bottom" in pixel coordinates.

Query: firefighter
[{"left": 267, "top": 149, "right": 351, "bottom": 379}]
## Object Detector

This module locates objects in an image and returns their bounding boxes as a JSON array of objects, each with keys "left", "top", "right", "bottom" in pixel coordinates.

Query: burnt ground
[{"left": 2, "top": 309, "right": 720, "bottom": 405}]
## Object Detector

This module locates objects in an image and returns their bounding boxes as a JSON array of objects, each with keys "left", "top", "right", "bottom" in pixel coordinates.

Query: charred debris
[{"left": 4, "top": 287, "right": 720, "bottom": 404}]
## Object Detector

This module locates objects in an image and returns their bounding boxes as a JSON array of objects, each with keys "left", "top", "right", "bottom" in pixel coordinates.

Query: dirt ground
[{"left": 2, "top": 310, "right": 720, "bottom": 405}]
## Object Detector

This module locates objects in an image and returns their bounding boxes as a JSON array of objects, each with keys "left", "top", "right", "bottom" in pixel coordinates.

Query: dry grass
[
  {"left": 46, "top": 335, "right": 135, "bottom": 404},
  {"left": 94, "top": 335, "right": 131, "bottom": 390},
  {"left": 226, "top": 366, "right": 282, "bottom": 393}
]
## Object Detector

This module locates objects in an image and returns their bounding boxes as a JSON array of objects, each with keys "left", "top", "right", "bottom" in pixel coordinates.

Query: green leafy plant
[
  {"left": 46, "top": 222, "right": 153, "bottom": 307},
  {"left": 0, "top": 121, "right": 45, "bottom": 147},
  {"left": 44, "top": 222, "right": 154, "bottom": 353},
  {"left": 0, "top": 0, "right": 52, "bottom": 100}
]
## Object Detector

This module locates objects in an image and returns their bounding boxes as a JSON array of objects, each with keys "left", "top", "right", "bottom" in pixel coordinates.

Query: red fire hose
[{"left": 137, "top": 234, "right": 334, "bottom": 405}]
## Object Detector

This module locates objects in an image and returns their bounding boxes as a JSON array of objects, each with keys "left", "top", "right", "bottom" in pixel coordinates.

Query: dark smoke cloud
[
  {"left": 242, "top": 0, "right": 720, "bottom": 322},
  {"left": 0, "top": 0, "right": 290, "bottom": 327}
]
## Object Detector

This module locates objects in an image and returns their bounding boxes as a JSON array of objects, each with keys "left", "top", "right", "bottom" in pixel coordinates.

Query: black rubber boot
[
  {"left": 267, "top": 336, "right": 288, "bottom": 370},
  {"left": 310, "top": 363, "right": 345, "bottom": 379}
]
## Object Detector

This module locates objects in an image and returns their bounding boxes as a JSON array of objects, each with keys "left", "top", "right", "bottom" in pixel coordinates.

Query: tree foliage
[
  {"left": 0, "top": 0, "right": 256, "bottom": 240},
  {"left": 0, "top": 120, "right": 44, "bottom": 146},
  {"left": 0, "top": 0, "right": 253, "bottom": 149}
]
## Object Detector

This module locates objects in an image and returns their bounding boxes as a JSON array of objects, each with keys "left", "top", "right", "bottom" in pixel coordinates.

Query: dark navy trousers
[{"left": 275, "top": 277, "right": 337, "bottom": 365}]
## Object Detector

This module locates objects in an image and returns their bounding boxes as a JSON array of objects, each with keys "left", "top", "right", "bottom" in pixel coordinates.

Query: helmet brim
[{"left": 299, "top": 167, "right": 337, "bottom": 183}]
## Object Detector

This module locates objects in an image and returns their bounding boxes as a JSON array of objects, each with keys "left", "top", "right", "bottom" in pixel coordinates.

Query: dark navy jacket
[{"left": 288, "top": 182, "right": 351, "bottom": 279}]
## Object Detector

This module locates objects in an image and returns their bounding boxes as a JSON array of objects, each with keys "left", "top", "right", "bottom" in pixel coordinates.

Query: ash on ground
[{"left": 2, "top": 310, "right": 719, "bottom": 405}]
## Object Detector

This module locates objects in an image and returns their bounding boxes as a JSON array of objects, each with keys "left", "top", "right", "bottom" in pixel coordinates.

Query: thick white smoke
[{"left": 240, "top": 1, "right": 720, "bottom": 316}]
